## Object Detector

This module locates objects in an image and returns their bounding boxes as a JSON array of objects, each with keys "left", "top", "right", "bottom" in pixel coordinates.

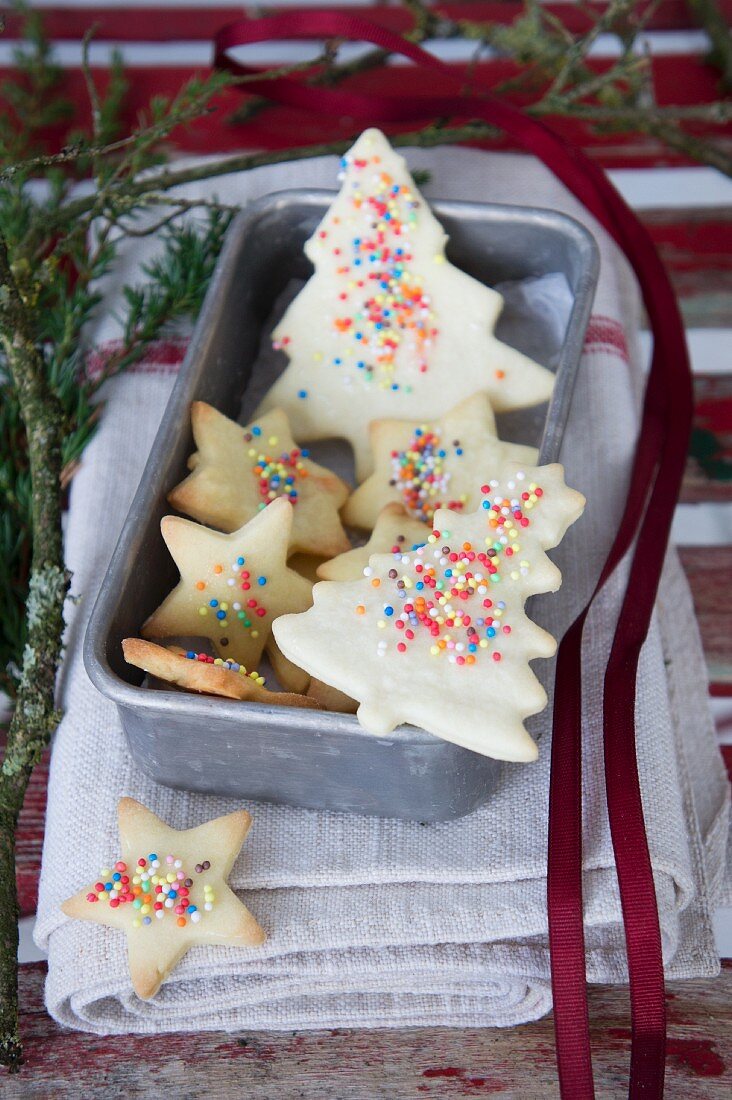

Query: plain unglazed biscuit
[
  {"left": 168, "top": 403, "right": 351, "bottom": 558},
  {"left": 62, "top": 798, "right": 265, "bottom": 1000},
  {"left": 142, "top": 498, "right": 313, "bottom": 670},
  {"left": 274, "top": 461, "right": 585, "bottom": 762},
  {"left": 122, "top": 638, "right": 316, "bottom": 708}
]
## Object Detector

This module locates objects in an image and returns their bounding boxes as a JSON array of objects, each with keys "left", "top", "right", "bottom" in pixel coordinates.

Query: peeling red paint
[
  {"left": 420, "top": 1067, "right": 506, "bottom": 1092},
  {"left": 666, "top": 1039, "right": 725, "bottom": 1077}
]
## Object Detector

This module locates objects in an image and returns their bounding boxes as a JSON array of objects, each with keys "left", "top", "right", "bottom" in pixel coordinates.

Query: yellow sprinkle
[{"left": 269, "top": 436, "right": 278, "bottom": 445}]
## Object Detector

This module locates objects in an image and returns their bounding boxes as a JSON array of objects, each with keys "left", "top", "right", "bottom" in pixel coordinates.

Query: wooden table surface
[{"left": 5, "top": 2, "right": 732, "bottom": 1096}]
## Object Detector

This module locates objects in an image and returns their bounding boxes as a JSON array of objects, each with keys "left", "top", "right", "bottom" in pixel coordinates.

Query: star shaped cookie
[
  {"left": 274, "top": 460, "right": 585, "bottom": 762},
  {"left": 317, "top": 502, "right": 431, "bottom": 582},
  {"left": 168, "top": 403, "right": 351, "bottom": 559},
  {"left": 343, "top": 393, "right": 538, "bottom": 531},
  {"left": 122, "top": 638, "right": 316, "bottom": 709},
  {"left": 142, "top": 497, "right": 312, "bottom": 668},
  {"left": 62, "top": 798, "right": 265, "bottom": 1000},
  {"left": 257, "top": 128, "right": 554, "bottom": 479}
]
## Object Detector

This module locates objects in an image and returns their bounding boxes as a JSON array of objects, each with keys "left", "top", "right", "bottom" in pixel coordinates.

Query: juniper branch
[{"left": 0, "top": 233, "right": 69, "bottom": 1073}]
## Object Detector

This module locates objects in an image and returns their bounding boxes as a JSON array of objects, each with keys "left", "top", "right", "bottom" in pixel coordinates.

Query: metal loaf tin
[{"left": 84, "top": 190, "right": 598, "bottom": 822}]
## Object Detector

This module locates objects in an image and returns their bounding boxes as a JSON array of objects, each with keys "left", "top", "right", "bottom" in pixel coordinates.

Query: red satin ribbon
[{"left": 215, "top": 13, "right": 692, "bottom": 1096}]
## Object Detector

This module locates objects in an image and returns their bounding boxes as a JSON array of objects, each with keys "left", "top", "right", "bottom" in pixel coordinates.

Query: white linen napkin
[{"left": 35, "top": 148, "right": 730, "bottom": 1033}]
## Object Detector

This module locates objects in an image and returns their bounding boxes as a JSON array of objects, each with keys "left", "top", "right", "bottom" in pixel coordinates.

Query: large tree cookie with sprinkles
[
  {"left": 274, "top": 461, "right": 585, "bottom": 761},
  {"left": 168, "top": 403, "right": 351, "bottom": 558},
  {"left": 343, "top": 393, "right": 538, "bottom": 531},
  {"left": 122, "top": 638, "right": 317, "bottom": 708},
  {"left": 317, "top": 502, "right": 430, "bottom": 582},
  {"left": 141, "top": 497, "right": 312, "bottom": 669},
  {"left": 61, "top": 798, "right": 265, "bottom": 1000},
  {"left": 257, "top": 127, "right": 554, "bottom": 480}
]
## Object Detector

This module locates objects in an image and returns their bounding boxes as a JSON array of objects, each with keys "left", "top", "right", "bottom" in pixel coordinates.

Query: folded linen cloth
[{"left": 35, "top": 148, "right": 730, "bottom": 1033}]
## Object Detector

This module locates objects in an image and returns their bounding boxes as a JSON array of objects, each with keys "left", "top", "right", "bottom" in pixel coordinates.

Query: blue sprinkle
[
  {"left": 112, "top": 873, "right": 121, "bottom": 882},
  {"left": 185, "top": 651, "right": 195, "bottom": 660},
  {"left": 456, "top": 448, "right": 463, "bottom": 456},
  {"left": 149, "top": 853, "right": 158, "bottom": 861},
  {"left": 468, "top": 644, "right": 477, "bottom": 653},
  {"left": 187, "top": 905, "right": 197, "bottom": 913},
  {"left": 415, "top": 428, "right": 423, "bottom": 437},
  {"left": 391, "top": 383, "right": 399, "bottom": 391},
  {"left": 252, "top": 426, "right": 261, "bottom": 436},
  {"left": 438, "top": 449, "right": 446, "bottom": 458},
  {"left": 209, "top": 599, "right": 219, "bottom": 608},
  {"left": 334, "top": 358, "right": 342, "bottom": 366},
  {"left": 297, "top": 390, "right": 308, "bottom": 399},
  {"left": 487, "top": 627, "right": 496, "bottom": 638},
  {"left": 416, "top": 581, "right": 424, "bottom": 590},
  {"left": 143, "top": 917, "right": 152, "bottom": 925},
  {"left": 384, "top": 606, "right": 394, "bottom": 617},
  {"left": 216, "top": 610, "right": 226, "bottom": 620},
  {"left": 237, "top": 556, "right": 245, "bottom": 566},
  {"left": 258, "top": 576, "right": 267, "bottom": 586},
  {"left": 104, "top": 883, "right": 113, "bottom": 891},
  {"left": 169, "top": 890, "right": 177, "bottom": 900},
  {"left": 301, "top": 449, "right": 310, "bottom": 458},
  {"left": 482, "top": 501, "right": 490, "bottom": 510}
]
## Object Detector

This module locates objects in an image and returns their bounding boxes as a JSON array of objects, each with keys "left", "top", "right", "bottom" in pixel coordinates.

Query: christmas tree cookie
[
  {"left": 274, "top": 461, "right": 585, "bottom": 761},
  {"left": 257, "top": 128, "right": 554, "bottom": 479},
  {"left": 317, "top": 502, "right": 430, "bottom": 582},
  {"left": 343, "top": 393, "right": 538, "bottom": 530},
  {"left": 62, "top": 798, "right": 265, "bottom": 1000},
  {"left": 142, "top": 498, "right": 312, "bottom": 669},
  {"left": 168, "top": 403, "right": 351, "bottom": 559}
]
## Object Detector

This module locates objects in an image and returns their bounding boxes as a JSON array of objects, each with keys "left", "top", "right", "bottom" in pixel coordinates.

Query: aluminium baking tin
[{"left": 84, "top": 190, "right": 598, "bottom": 821}]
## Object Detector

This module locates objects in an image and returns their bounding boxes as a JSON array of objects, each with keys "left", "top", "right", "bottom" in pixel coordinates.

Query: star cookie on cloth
[
  {"left": 257, "top": 128, "right": 554, "bottom": 480},
  {"left": 142, "top": 497, "right": 312, "bottom": 669},
  {"left": 61, "top": 798, "right": 265, "bottom": 1000},
  {"left": 168, "top": 403, "right": 351, "bottom": 559},
  {"left": 274, "top": 462, "right": 585, "bottom": 761},
  {"left": 317, "top": 502, "right": 430, "bottom": 582},
  {"left": 343, "top": 393, "right": 538, "bottom": 530},
  {"left": 122, "top": 638, "right": 316, "bottom": 708}
]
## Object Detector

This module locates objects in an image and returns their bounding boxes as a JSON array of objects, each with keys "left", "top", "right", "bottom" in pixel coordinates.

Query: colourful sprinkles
[
  {"left": 390, "top": 425, "right": 466, "bottom": 524},
  {"left": 194, "top": 555, "right": 268, "bottom": 648},
  {"left": 243, "top": 428, "right": 310, "bottom": 510},
  {"left": 86, "top": 853, "right": 214, "bottom": 928},
  {"left": 183, "top": 650, "right": 265, "bottom": 686},
  {"left": 275, "top": 150, "right": 438, "bottom": 391},
  {"left": 356, "top": 473, "right": 544, "bottom": 663}
]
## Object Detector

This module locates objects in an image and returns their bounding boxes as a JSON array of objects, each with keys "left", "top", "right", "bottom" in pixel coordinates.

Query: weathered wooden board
[
  {"left": 679, "top": 546, "right": 732, "bottom": 691},
  {"left": 4, "top": 961, "right": 729, "bottom": 1098},
  {"left": 8, "top": 2, "right": 728, "bottom": 41}
]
